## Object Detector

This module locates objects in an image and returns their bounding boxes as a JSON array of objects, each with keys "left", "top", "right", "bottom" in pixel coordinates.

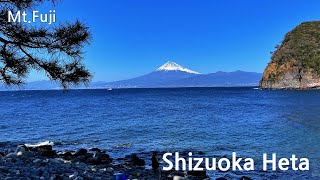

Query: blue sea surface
[{"left": 0, "top": 87, "right": 319, "bottom": 179}]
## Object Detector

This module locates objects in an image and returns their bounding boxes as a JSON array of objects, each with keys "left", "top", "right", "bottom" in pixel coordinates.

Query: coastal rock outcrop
[{"left": 260, "top": 21, "right": 320, "bottom": 89}]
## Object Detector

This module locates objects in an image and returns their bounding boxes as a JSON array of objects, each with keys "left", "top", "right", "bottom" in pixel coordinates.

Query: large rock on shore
[
  {"left": 260, "top": 21, "right": 320, "bottom": 89},
  {"left": 187, "top": 170, "right": 207, "bottom": 177},
  {"left": 129, "top": 154, "right": 145, "bottom": 166},
  {"left": 16, "top": 145, "right": 31, "bottom": 157},
  {"left": 29, "top": 145, "right": 57, "bottom": 157}
]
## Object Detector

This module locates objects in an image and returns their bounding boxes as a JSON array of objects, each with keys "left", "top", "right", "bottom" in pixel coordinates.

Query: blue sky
[{"left": 33, "top": 0, "right": 320, "bottom": 82}]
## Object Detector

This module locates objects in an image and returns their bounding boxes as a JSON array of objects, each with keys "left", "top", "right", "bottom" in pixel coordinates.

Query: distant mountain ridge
[
  {"left": 104, "top": 61, "right": 261, "bottom": 88},
  {"left": 0, "top": 61, "right": 262, "bottom": 90},
  {"left": 165, "top": 70, "right": 262, "bottom": 87}
]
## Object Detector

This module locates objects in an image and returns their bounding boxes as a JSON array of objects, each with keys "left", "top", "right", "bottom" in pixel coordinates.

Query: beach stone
[
  {"left": 69, "top": 172, "right": 79, "bottom": 179},
  {"left": 240, "top": 176, "right": 253, "bottom": 180},
  {"left": 170, "top": 171, "right": 185, "bottom": 177},
  {"left": 33, "top": 158, "right": 42, "bottom": 164},
  {"left": 71, "top": 155, "right": 86, "bottom": 163},
  {"left": 94, "top": 151, "right": 103, "bottom": 159},
  {"left": 5, "top": 152, "right": 17, "bottom": 160},
  {"left": 102, "top": 153, "right": 110, "bottom": 159},
  {"left": 74, "top": 149, "right": 87, "bottom": 157},
  {"left": 90, "top": 157, "right": 101, "bottom": 165},
  {"left": 49, "top": 158, "right": 62, "bottom": 164},
  {"left": 16, "top": 145, "right": 30, "bottom": 157},
  {"left": 30, "top": 175, "right": 40, "bottom": 179},
  {"left": 8, "top": 169, "right": 18, "bottom": 175},
  {"left": 216, "top": 178, "right": 227, "bottom": 180},
  {"left": 89, "top": 148, "right": 101, "bottom": 152},
  {"left": 4, "top": 177, "right": 16, "bottom": 180},
  {"left": 99, "top": 168, "right": 106, "bottom": 172},
  {"left": 89, "top": 151, "right": 103, "bottom": 164},
  {"left": 198, "top": 151, "right": 205, "bottom": 155},
  {"left": 49, "top": 174, "right": 59, "bottom": 180},
  {"left": 101, "top": 154, "right": 112, "bottom": 164},
  {"left": 173, "top": 176, "right": 185, "bottom": 180},
  {"left": 0, "top": 166, "right": 9, "bottom": 173},
  {"left": 28, "top": 168, "right": 37, "bottom": 176},
  {"left": 107, "top": 167, "right": 114, "bottom": 173},
  {"left": 60, "top": 151, "right": 73, "bottom": 160},
  {"left": 85, "top": 153, "right": 94, "bottom": 160},
  {"left": 129, "top": 154, "right": 145, "bottom": 166},
  {"left": 4, "top": 149, "right": 14, "bottom": 156},
  {"left": 33, "top": 145, "right": 57, "bottom": 157},
  {"left": 187, "top": 170, "right": 207, "bottom": 177},
  {"left": 62, "top": 151, "right": 73, "bottom": 156},
  {"left": 40, "top": 172, "right": 50, "bottom": 180}
]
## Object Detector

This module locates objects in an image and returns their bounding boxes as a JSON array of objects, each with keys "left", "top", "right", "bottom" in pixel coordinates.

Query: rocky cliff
[{"left": 260, "top": 21, "right": 320, "bottom": 89}]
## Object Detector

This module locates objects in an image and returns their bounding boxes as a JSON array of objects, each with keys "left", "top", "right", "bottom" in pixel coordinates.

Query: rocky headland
[{"left": 260, "top": 21, "right": 320, "bottom": 89}]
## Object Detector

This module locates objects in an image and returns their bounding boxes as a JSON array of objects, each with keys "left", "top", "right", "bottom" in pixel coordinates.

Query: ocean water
[{"left": 0, "top": 87, "right": 319, "bottom": 179}]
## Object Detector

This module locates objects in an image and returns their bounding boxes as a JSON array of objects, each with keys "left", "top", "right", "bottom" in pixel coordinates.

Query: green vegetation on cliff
[
  {"left": 261, "top": 21, "right": 320, "bottom": 89},
  {"left": 272, "top": 21, "right": 320, "bottom": 74}
]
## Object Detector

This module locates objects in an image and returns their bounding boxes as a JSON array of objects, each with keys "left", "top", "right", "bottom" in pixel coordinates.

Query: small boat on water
[{"left": 107, "top": 88, "right": 113, "bottom": 91}]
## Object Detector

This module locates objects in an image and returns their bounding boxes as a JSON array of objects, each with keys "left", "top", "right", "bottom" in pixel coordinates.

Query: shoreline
[
  {"left": 0, "top": 144, "right": 256, "bottom": 180},
  {"left": 0, "top": 144, "right": 316, "bottom": 179}
]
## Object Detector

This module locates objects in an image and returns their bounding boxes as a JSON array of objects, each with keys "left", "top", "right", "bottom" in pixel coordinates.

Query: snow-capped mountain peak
[{"left": 156, "top": 61, "right": 200, "bottom": 74}]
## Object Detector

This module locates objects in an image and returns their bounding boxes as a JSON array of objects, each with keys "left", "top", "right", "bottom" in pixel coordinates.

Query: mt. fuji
[
  {"left": 104, "top": 62, "right": 262, "bottom": 88},
  {"left": 105, "top": 61, "right": 199, "bottom": 88},
  {"left": 156, "top": 61, "right": 200, "bottom": 74}
]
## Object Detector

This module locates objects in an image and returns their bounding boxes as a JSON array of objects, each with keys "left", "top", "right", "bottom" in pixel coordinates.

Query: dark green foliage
[
  {"left": 268, "top": 72, "right": 277, "bottom": 82},
  {"left": 0, "top": 0, "right": 92, "bottom": 89},
  {"left": 272, "top": 21, "right": 320, "bottom": 75}
]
